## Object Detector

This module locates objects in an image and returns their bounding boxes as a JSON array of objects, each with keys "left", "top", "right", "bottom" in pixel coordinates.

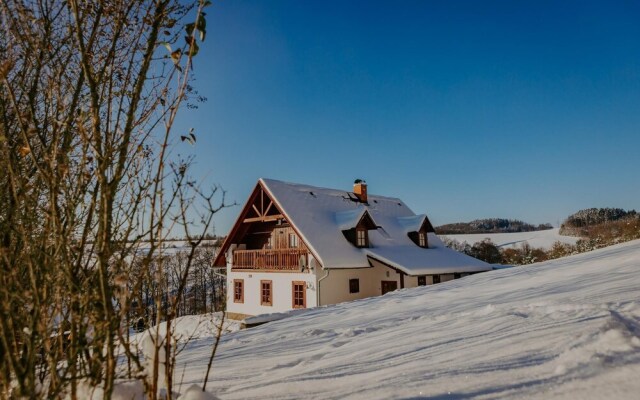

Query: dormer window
[
  {"left": 337, "top": 209, "right": 377, "bottom": 249},
  {"left": 399, "top": 214, "right": 434, "bottom": 249},
  {"left": 409, "top": 230, "right": 428, "bottom": 248},
  {"left": 418, "top": 232, "right": 427, "bottom": 248},
  {"left": 356, "top": 229, "right": 368, "bottom": 248}
]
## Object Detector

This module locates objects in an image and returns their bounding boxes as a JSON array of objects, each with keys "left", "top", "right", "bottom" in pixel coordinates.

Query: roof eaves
[{"left": 364, "top": 252, "right": 413, "bottom": 275}]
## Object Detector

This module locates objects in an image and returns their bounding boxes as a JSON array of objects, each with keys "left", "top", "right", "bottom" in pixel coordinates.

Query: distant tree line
[
  {"left": 444, "top": 207, "right": 640, "bottom": 266},
  {"left": 130, "top": 244, "right": 227, "bottom": 331},
  {"left": 560, "top": 208, "right": 638, "bottom": 236},
  {"left": 443, "top": 237, "right": 570, "bottom": 266},
  {"left": 436, "top": 218, "right": 553, "bottom": 234}
]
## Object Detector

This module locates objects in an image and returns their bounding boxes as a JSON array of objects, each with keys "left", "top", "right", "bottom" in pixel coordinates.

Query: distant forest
[
  {"left": 436, "top": 219, "right": 553, "bottom": 234},
  {"left": 442, "top": 207, "right": 640, "bottom": 266},
  {"left": 560, "top": 208, "right": 638, "bottom": 236}
]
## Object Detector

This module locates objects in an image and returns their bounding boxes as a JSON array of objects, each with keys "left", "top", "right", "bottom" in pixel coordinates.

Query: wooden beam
[
  {"left": 264, "top": 200, "right": 273, "bottom": 216},
  {"left": 243, "top": 214, "right": 284, "bottom": 223},
  {"left": 252, "top": 204, "right": 262, "bottom": 218}
]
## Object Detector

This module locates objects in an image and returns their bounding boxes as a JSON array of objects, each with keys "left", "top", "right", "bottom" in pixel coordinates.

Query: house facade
[{"left": 213, "top": 179, "right": 491, "bottom": 317}]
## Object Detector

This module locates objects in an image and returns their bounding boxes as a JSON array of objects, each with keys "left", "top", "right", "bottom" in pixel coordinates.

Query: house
[{"left": 213, "top": 179, "right": 491, "bottom": 317}]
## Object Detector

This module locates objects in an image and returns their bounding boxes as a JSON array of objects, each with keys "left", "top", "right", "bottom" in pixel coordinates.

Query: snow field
[
  {"left": 443, "top": 227, "right": 579, "bottom": 249},
  {"left": 174, "top": 239, "right": 640, "bottom": 399}
]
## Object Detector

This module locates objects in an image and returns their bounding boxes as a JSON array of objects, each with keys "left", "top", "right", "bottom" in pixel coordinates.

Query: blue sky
[{"left": 173, "top": 0, "right": 640, "bottom": 235}]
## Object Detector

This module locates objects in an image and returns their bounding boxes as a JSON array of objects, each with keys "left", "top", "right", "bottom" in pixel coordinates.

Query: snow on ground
[
  {"left": 125, "top": 313, "right": 240, "bottom": 355},
  {"left": 174, "top": 239, "right": 640, "bottom": 399},
  {"left": 443, "top": 227, "right": 580, "bottom": 249},
  {"left": 137, "top": 313, "right": 241, "bottom": 343},
  {"left": 76, "top": 315, "right": 240, "bottom": 399}
]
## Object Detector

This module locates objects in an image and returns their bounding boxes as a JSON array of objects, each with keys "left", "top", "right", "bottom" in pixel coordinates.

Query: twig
[{"left": 202, "top": 312, "right": 225, "bottom": 391}]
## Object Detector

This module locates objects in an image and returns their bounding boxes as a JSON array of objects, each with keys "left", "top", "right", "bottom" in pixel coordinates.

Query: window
[
  {"left": 454, "top": 273, "right": 461, "bottom": 279},
  {"left": 418, "top": 232, "right": 427, "bottom": 247},
  {"left": 418, "top": 276, "right": 427, "bottom": 286},
  {"left": 433, "top": 275, "right": 441, "bottom": 284},
  {"left": 341, "top": 211, "right": 376, "bottom": 248},
  {"left": 288, "top": 233, "right": 298, "bottom": 248},
  {"left": 233, "top": 279, "right": 244, "bottom": 303},
  {"left": 349, "top": 278, "right": 360, "bottom": 293},
  {"left": 292, "top": 281, "right": 306, "bottom": 308},
  {"left": 265, "top": 236, "right": 272, "bottom": 249},
  {"left": 408, "top": 231, "right": 428, "bottom": 248},
  {"left": 261, "top": 280, "right": 272, "bottom": 306},
  {"left": 356, "top": 229, "right": 368, "bottom": 248}
]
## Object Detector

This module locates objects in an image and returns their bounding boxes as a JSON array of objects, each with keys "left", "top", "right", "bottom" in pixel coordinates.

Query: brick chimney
[{"left": 353, "top": 179, "right": 367, "bottom": 203}]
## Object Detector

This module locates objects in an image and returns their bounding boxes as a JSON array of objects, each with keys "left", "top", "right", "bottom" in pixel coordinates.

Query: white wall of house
[
  {"left": 226, "top": 269, "right": 317, "bottom": 316},
  {"left": 226, "top": 254, "right": 478, "bottom": 316}
]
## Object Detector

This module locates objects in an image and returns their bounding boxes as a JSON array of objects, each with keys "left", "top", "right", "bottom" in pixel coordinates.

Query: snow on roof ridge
[{"left": 259, "top": 177, "right": 404, "bottom": 202}]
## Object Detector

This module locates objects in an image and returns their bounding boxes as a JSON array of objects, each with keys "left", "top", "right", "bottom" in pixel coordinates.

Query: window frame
[
  {"left": 233, "top": 279, "right": 244, "bottom": 303},
  {"left": 349, "top": 278, "right": 360, "bottom": 294},
  {"left": 292, "top": 281, "right": 306, "bottom": 309},
  {"left": 288, "top": 233, "right": 299, "bottom": 248},
  {"left": 356, "top": 228, "right": 368, "bottom": 248},
  {"left": 260, "top": 280, "right": 273, "bottom": 306},
  {"left": 418, "top": 232, "right": 427, "bottom": 247}
]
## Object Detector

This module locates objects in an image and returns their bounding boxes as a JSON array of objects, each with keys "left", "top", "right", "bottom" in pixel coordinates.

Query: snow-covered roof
[
  {"left": 334, "top": 208, "right": 376, "bottom": 231},
  {"left": 396, "top": 214, "right": 429, "bottom": 233},
  {"left": 260, "top": 178, "right": 490, "bottom": 275}
]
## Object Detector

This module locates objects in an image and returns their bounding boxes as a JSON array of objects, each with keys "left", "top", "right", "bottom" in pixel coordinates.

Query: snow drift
[{"left": 177, "top": 240, "right": 640, "bottom": 398}]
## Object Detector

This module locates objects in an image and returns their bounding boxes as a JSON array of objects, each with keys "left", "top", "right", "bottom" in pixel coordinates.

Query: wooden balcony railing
[{"left": 232, "top": 249, "right": 308, "bottom": 271}]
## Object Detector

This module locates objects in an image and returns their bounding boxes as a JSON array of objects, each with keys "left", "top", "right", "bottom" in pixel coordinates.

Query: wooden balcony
[{"left": 232, "top": 249, "right": 308, "bottom": 271}]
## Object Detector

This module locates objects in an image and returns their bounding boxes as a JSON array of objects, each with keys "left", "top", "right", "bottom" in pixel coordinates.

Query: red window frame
[
  {"left": 261, "top": 280, "right": 272, "bottom": 306},
  {"left": 233, "top": 279, "right": 244, "bottom": 303},
  {"left": 292, "top": 281, "right": 306, "bottom": 309}
]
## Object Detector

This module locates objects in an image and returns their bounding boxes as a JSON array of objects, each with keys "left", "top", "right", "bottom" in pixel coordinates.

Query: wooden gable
[{"left": 213, "top": 181, "right": 316, "bottom": 267}]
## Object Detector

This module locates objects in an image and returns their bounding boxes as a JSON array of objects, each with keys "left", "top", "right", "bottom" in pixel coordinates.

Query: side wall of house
[
  {"left": 404, "top": 273, "right": 472, "bottom": 288},
  {"left": 316, "top": 261, "right": 403, "bottom": 306},
  {"left": 316, "top": 260, "right": 470, "bottom": 306},
  {"left": 404, "top": 275, "right": 419, "bottom": 288}
]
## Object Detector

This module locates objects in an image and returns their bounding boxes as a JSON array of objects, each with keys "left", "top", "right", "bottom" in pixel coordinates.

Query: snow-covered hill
[
  {"left": 443, "top": 227, "right": 579, "bottom": 249},
  {"left": 176, "top": 240, "right": 640, "bottom": 399}
]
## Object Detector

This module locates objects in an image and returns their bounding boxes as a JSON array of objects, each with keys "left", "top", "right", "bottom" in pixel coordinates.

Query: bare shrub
[{"left": 0, "top": 1, "right": 227, "bottom": 398}]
